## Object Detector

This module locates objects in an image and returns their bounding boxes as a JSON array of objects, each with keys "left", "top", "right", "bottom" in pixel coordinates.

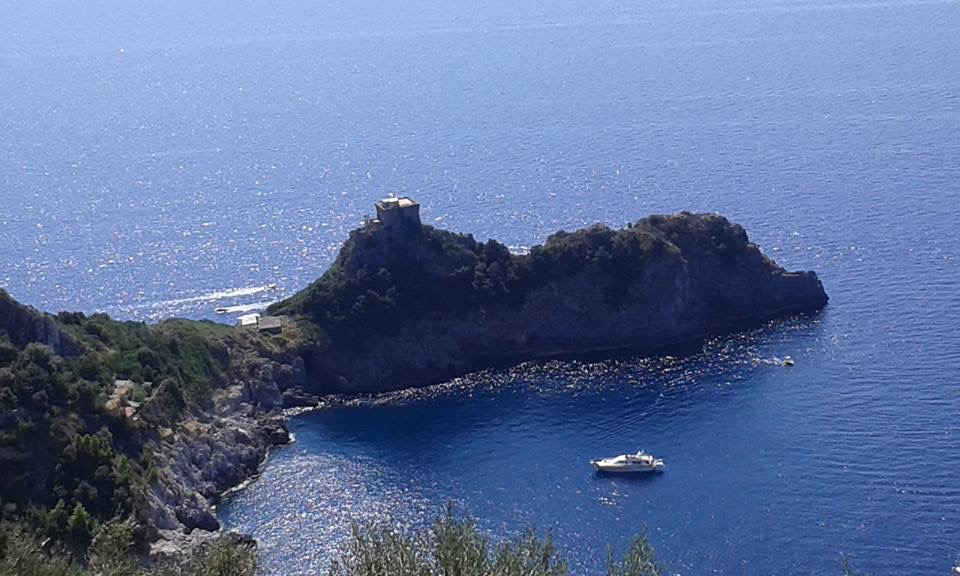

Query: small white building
[{"left": 236, "top": 313, "right": 261, "bottom": 327}]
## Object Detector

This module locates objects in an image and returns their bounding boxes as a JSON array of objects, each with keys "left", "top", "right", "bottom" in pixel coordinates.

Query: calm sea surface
[{"left": 2, "top": 0, "right": 960, "bottom": 573}]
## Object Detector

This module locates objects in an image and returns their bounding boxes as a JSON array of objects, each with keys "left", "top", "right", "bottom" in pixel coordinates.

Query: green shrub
[
  {"left": 190, "top": 537, "right": 260, "bottom": 576},
  {"left": 325, "top": 508, "right": 682, "bottom": 576},
  {"left": 269, "top": 218, "right": 682, "bottom": 346},
  {"left": 0, "top": 521, "right": 259, "bottom": 576},
  {"left": 433, "top": 508, "right": 488, "bottom": 575},
  {"left": 606, "top": 536, "right": 663, "bottom": 576},
  {"left": 0, "top": 292, "right": 248, "bottom": 556},
  {"left": 490, "top": 530, "right": 566, "bottom": 576},
  {"left": 0, "top": 510, "right": 870, "bottom": 576},
  {"left": 328, "top": 507, "right": 567, "bottom": 576},
  {"left": 88, "top": 518, "right": 138, "bottom": 576},
  {"left": 328, "top": 525, "right": 433, "bottom": 576},
  {"left": 0, "top": 343, "right": 18, "bottom": 367},
  {"left": 67, "top": 503, "right": 96, "bottom": 548},
  {"left": 0, "top": 527, "right": 79, "bottom": 576}
]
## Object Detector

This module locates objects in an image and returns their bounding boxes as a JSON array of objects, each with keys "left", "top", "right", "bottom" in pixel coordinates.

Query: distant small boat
[
  {"left": 215, "top": 307, "right": 229, "bottom": 314},
  {"left": 590, "top": 450, "right": 665, "bottom": 473},
  {"left": 783, "top": 356, "right": 795, "bottom": 366}
]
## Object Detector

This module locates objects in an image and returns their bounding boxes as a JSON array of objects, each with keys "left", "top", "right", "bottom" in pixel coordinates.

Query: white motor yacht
[{"left": 590, "top": 450, "right": 665, "bottom": 473}]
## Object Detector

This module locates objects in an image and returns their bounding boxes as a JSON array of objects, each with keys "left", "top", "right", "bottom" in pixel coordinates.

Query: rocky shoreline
[
  {"left": 144, "top": 403, "right": 289, "bottom": 560},
  {"left": 140, "top": 348, "right": 315, "bottom": 556}
]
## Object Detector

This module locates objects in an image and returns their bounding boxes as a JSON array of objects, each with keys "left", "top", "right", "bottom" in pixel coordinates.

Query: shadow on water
[
  {"left": 590, "top": 471, "right": 664, "bottom": 486},
  {"left": 294, "top": 312, "right": 827, "bottom": 450},
  {"left": 471, "top": 308, "right": 828, "bottom": 374}
]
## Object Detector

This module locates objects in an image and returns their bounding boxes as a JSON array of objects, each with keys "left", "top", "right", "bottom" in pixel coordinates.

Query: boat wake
[
  {"left": 129, "top": 284, "right": 279, "bottom": 311},
  {"left": 214, "top": 301, "right": 276, "bottom": 314}
]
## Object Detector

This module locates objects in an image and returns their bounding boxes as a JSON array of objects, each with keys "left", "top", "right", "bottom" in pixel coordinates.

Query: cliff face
[
  {"left": 0, "top": 289, "right": 78, "bottom": 356},
  {"left": 271, "top": 213, "right": 827, "bottom": 394},
  {"left": 142, "top": 345, "right": 304, "bottom": 537}
]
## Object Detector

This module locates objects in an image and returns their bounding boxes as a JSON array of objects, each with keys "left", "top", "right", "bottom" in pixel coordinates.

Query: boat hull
[{"left": 590, "top": 460, "right": 664, "bottom": 473}]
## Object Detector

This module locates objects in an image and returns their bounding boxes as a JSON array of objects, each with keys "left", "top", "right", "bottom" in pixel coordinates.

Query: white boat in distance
[{"left": 590, "top": 450, "right": 665, "bottom": 473}]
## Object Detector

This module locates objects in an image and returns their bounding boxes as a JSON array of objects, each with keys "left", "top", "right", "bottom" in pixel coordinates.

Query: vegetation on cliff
[
  {"left": 0, "top": 506, "right": 869, "bottom": 576},
  {"left": 0, "top": 289, "right": 285, "bottom": 557},
  {"left": 272, "top": 213, "right": 826, "bottom": 347},
  {"left": 268, "top": 218, "right": 676, "bottom": 345}
]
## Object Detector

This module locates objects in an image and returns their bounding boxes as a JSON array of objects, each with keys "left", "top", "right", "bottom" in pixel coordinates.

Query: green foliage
[
  {"left": 270, "top": 224, "right": 527, "bottom": 343},
  {"left": 606, "top": 536, "right": 663, "bottom": 576},
  {"left": 0, "top": 504, "right": 865, "bottom": 576},
  {"left": 328, "top": 524, "right": 440, "bottom": 576},
  {"left": 67, "top": 503, "right": 96, "bottom": 548},
  {"left": 88, "top": 518, "right": 138, "bottom": 576},
  {"left": 0, "top": 385, "right": 16, "bottom": 412},
  {"left": 0, "top": 290, "right": 284, "bottom": 572},
  {"left": 433, "top": 507, "right": 488, "bottom": 575},
  {"left": 328, "top": 507, "right": 568, "bottom": 576},
  {"left": 0, "top": 527, "right": 80, "bottom": 576},
  {"left": 0, "top": 522, "right": 259, "bottom": 576},
  {"left": 56, "top": 311, "right": 87, "bottom": 326},
  {"left": 0, "top": 292, "right": 243, "bottom": 551},
  {"left": 139, "top": 378, "right": 187, "bottom": 425},
  {"left": 270, "top": 220, "right": 677, "bottom": 346},
  {"left": 0, "top": 343, "right": 17, "bottom": 367},
  {"left": 183, "top": 537, "right": 260, "bottom": 576},
  {"left": 70, "top": 317, "right": 229, "bottom": 403},
  {"left": 325, "top": 507, "right": 687, "bottom": 576},
  {"left": 490, "top": 531, "right": 567, "bottom": 576}
]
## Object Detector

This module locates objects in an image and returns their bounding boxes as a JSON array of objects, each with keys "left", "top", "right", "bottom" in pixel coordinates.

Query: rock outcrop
[
  {"left": 0, "top": 289, "right": 78, "bottom": 356},
  {"left": 142, "top": 404, "right": 289, "bottom": 536},
  {"left": 271, "top": 212, "right": 827, "bottom": 393},
  {"left": 140, "top": 341, "right": 305, "bottom": 540}
]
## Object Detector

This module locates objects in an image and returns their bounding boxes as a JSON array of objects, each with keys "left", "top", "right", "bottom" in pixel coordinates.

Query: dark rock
[
  {"left": 266, "top": 420, "right": 290, "bottom": 445},
  {"left": 175, "top": 503, "right": 220, "bottom": 533},
  {"left": 0, "top": 289, "right": 79, "bottom": 356},
  {"left": 282, "top": 387, "right": 319, "bottom": 408}
]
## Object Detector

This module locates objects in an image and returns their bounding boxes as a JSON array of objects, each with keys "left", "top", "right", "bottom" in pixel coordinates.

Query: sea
[{"left": 1, "top": 0, "right": 959, "bottom": 574}]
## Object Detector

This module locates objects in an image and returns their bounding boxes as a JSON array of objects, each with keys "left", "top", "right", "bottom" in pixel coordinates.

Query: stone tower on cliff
[{"left": 374, "top": 197, "right": 421, "bottom": 230}]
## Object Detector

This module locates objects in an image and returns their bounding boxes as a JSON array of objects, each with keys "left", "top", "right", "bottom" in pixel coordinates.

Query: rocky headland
[
  {"left": 270, "top": 204, "right": 827, "bottom": 393},
  {"left": 0, "top": 201, "right": 827, "bottom": 560}
]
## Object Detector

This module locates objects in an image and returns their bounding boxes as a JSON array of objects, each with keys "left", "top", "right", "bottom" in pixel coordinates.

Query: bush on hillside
[
  {"left": 327, "top": 506, "right": 663, "bottom": 576},
  {"left": 0, "top": 521, "right": 259, "bottom": 576}
]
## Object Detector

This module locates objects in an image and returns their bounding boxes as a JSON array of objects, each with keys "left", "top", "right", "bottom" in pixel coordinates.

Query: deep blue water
[{"left": 2, "top": 0, "right": 960, "bottom": 574}]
